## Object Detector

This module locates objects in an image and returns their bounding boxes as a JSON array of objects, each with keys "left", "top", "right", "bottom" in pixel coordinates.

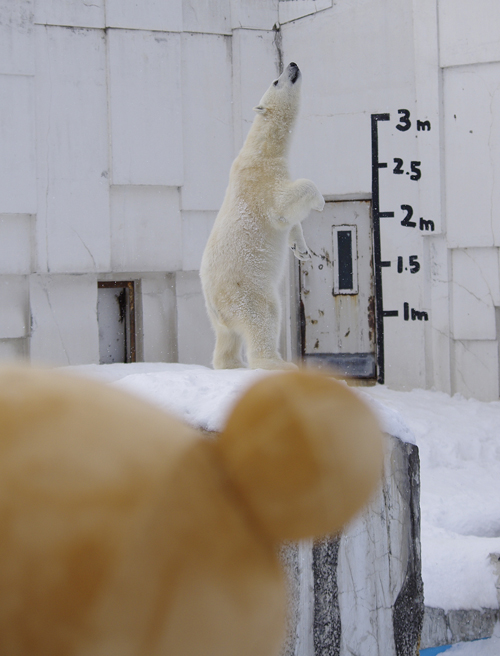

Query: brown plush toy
[{"left": 0, "top": 366, "right": 383, "bottom": 656}]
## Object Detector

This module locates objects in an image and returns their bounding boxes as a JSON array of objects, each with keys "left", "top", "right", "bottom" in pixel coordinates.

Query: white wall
[
  {"left": 0, "top": 0, "right": 498, "bottom": 399},
  {"left": 278, "top": 0, "right": 500, "bottom": 400}
]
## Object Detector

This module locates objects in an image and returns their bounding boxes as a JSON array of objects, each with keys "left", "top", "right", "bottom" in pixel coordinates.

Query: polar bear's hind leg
[
  {"left": 212, "top": 323, "right": 245, "bottom": 369},
  {"left": 243, "top": 294, "right": 298, "bottom": 370}
]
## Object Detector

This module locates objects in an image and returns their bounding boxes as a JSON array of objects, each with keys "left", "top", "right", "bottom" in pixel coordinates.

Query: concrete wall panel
[
  {"left": 176, "top": 271, "right": 214, "bottom": 366},
  {"left": 181, "top": 33, "right": 233, "bottom": 210},
  {"left": 0, "top": 0, "right": 35, "bottom": 75},
  {"left": 35, "top": 26, "right": 110, "bottom": 273},
  {"left": 291, "top": 112, "right": 372, "bottom": 198},
  {"left": 451, "top": 248, "right": 500, "bottom": 341},
  {"left": 105, "top": 0, "right": 182, "bottom": 32},
  {"left": 0, "top": 215, "right": 34, "bottom": 275},
  {"left": 108, "top": 29, "right": 183, "bottom": 186},
  {"left": 35, "top": 0, "right": 104, "bottom": 28},
  {"left": 444, "top": 63, "right": 500, "bottom": 248},
  {"left": 453, "top": 339, "right": 499, "bottom": 401},
  {"left": 0, "top": 277, "right": 29, "bottom": 339},
  {"left": 282, "top": 3, "right": 415, "bottom": 117},
  {"left": 231, "top": 29, "right": 278, "bottom": 152},
  {"left": 424, "top": 235, "right": 452, "bottom": 393},
  {"left": 282, "top": 1, "right": 416, "bottom": 197},
  {"left": 182, "top": 211, "right": 217, "bottom": 271},
  {"left": 29, "top": 274, "right": 99, "bottom": 365},
  {"left": 279, "top": 0, "right": 332, "bottom": 25},
  {"left": 141, "top": 274, "right": 177, "bottom": 362},
  {"left": 230, "top": 0, "right": 278, "bottom": 30},
  {"left": 183, "top": 0, "right": 231, "bottom": 34},
  {"left": 110, "top": 186, "right": 182, "bottom": 272},
  {"left": 439, "top": 0, "right": 500, "bottom": 68},
  {"left": 0, "top": 339, "right": 28, "bottom": 361},
  {"left": 0, "top": 76, "right": 36, "bottom": 214}
]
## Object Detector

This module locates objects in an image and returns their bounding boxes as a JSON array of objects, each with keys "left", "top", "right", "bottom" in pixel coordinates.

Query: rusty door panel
[{"left": 299, "top": 200, "right": 376, "bottom": 378}]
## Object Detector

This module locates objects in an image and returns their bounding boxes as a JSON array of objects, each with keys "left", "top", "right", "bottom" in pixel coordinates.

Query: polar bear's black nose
[{"left": 288, "top": 62, "right": 300, "bottom": 84}]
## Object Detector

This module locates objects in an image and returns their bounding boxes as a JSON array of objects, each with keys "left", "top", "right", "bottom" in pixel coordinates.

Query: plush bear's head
[{"left": 0, "top": 366, "right": 383, "bottom": 656}]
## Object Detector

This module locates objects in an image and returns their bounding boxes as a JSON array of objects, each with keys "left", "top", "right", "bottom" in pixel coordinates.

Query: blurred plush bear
[{"left": 0, "top": 366, "right": 383, "bottom": 656}]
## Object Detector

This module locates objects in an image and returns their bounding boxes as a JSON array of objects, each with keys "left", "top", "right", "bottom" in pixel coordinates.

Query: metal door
[
  {"left": 97, "top": 281, "right": 136, "bottom": 364},
  {"left": 298, "top": 200, "right": 376, "bottom": 378}
]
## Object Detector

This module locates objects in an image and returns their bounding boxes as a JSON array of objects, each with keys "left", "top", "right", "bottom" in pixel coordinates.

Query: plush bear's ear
[
  {"left": 253, "top": 104, "right": 267, "bottom": 114},
  {"left": 217, "top": 371, "right": 384, "bottom": 542}
]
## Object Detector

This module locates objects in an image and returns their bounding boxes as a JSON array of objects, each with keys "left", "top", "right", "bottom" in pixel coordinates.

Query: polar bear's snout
[{"left": 288, "top": 62, "right": 300, "bottom": 84}]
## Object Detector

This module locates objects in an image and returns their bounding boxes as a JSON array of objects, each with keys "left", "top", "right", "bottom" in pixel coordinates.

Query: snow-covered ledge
[{"left": 281, "top": 433, "right": 423, "bottom": 656}]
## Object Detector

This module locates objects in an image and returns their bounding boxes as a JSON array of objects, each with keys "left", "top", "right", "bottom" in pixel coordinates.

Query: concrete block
[
  {"left": 182, "top": 211, "right": 217, "bottom": 271},
  {"left": 0, "top": 0, "right": 35, "bottom": 75},
  {"left": 180, "top": 33, "right": 233, "bottom": 210},
  {"left": 0, "top": 75, "right": 36, "bottom": 214},
  {"left": 444, "top": 63, "right": 500, "bottom": 248},
  {"left": 110, "top": 186, "right": 182, "bottom": 272},
  {"left": 105, "top": 0, "right": 182, "bottom": 32},
  {"left": 438, "top": 0, "right": 500, "bottom": 68},
  {"left": 0, "top": 276, "right": 29, "bottom": 338},
  {"left": 29, "top": 274, "right": 99, "bottom": 365},
  {"left": 0, "top": 215, "right": 34, "bottom": 274},
  {"left": 35, "top": 25, "right": 110, "bottom": 273},
  {"left": 182, "top": 0, "right": 231, "bottom": 34},
  {"left": 0, "top": 339, "right": 28, "bottom": 362},
  {"left": 176, "top": 271, "right": 214, "bottom": 366},
  {"left": 34, "top": 0, "right": 104, "bottom": 28},
  {"left": 279, "top": 0, "right": 332, "bottom": 25},
  {"left": 451, "top": 248, "right": 500, "bottom": 341},
  {"left": 141, "top": 274, "right": 177, "bottom": 363},
  {"left": 230, "top": 0, "right": 278, "bottom": 30},
  {"left": 452, "top": 340, "right": 499, "bottom": 401},
  {"left": 231, "top": 29, "right": 278, "bottom": 153},
  {"left": 282, "top": 436, "right": 423, "bottom": 656},
  {"left": 421, "top": 606, "right": 500, "bottom": 649},
  {"left": 108, "top": 29, "right": 183, "bottom": 186}
]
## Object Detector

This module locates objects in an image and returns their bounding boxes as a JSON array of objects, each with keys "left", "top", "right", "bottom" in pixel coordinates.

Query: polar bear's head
[{"left": 253, "top": 62, "right": 302, "bottom": 129}]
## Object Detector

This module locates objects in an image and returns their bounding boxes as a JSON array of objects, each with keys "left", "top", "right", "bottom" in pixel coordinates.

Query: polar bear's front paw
[
  {"left": 291, "top": 243, "right": 311, "bottom": 261},
  {"left": 312, "top": 192, "right": 325, "bottom": 212}
]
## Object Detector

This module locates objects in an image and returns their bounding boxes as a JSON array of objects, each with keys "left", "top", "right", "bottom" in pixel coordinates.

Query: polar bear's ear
[
  {"left": 253, "top": 104, "right": 267, "bottom": 114},
  {"left": 216, "top": 371, "right": 384, "bottom": 542}
]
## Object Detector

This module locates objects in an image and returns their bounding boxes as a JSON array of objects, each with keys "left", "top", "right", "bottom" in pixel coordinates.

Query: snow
[
  {"left": 65, "top": 363, "right": 500, "bottom": 617},
  {"left": 359, "top": 385, "right": 500, "bottom": 613},
  {"left": 65, "top": 363, "right": 271, "bottom": 432}
]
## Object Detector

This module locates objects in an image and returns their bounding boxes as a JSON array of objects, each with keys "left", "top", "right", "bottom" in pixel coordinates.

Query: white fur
[{"left": 200, "top": 63, "right": 325, "bottom": 370}]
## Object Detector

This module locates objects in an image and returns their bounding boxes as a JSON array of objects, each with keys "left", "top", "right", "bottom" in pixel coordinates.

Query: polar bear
[{"left": 200, "top": 62, "right": 324, "bottom": 370}]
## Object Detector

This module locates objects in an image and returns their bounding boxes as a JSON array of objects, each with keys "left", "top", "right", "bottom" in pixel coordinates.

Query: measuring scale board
[{"left": 372, "top": 110, "right": 436, "bottom": 385}]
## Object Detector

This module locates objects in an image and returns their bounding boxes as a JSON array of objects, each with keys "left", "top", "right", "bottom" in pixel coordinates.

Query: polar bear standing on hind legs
[{"left": 200, "top": 62, "right": 325, "bottom": 370}]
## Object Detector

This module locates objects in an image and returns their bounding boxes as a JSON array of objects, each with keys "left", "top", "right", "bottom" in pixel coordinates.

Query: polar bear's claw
[{"left": 291, "top": 244, "right": 311, "bottom": 261}]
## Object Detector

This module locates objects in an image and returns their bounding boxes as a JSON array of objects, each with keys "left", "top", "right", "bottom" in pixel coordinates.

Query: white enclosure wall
[
  {"left": 0, "top": 0, "right": 499, "bottom": 399},
  {"left": 280, "top": 0, "right": 500, "bottom": 400}
]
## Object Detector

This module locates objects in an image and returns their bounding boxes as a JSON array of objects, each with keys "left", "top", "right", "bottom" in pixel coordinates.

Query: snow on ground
[
  {"left": 66, "top": 363, "right": 500, "bottom": 617},
  {"left": 360, "top": 384, "right": 500, "bottom": 613}
]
